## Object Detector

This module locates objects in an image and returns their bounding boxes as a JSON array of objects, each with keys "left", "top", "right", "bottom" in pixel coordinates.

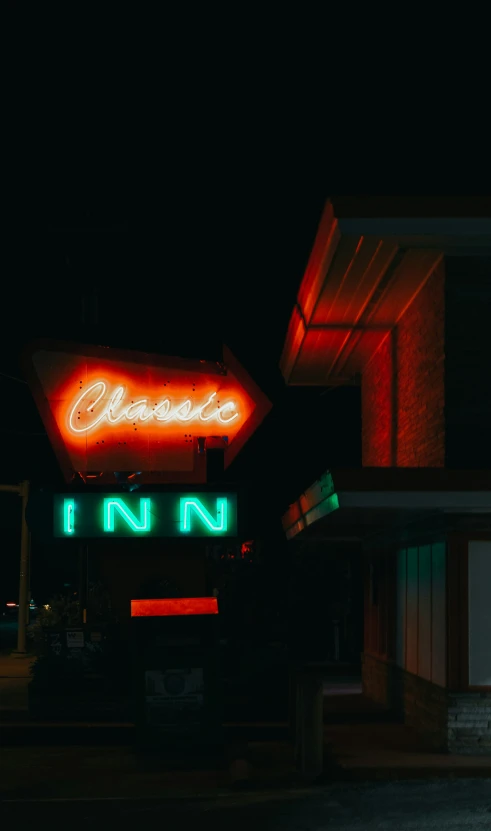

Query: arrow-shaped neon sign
[{"left": 22, "top": 340, "right": 272, "bottom": 484}]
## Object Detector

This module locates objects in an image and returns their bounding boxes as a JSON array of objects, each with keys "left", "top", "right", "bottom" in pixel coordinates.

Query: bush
[{"left": 38, "top": 595, "right": 80, "bottom": 628}]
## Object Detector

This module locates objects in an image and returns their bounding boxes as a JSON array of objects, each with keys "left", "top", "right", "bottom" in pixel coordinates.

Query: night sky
[{"left": 0, "top": 196, "right": 362, "bottom": 600}]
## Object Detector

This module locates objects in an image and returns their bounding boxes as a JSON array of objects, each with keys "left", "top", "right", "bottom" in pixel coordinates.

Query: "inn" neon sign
[{"left": 54, "top": 492, "right": 237, "bottom": 538}]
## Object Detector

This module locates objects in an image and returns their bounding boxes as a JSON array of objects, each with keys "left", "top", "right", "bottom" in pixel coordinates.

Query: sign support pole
[
  {"left": 17, "top": 481, "right": 30, "bottom": 654},
  {"left": 0, "top": 480, "right": 30, "bottom": 654}
]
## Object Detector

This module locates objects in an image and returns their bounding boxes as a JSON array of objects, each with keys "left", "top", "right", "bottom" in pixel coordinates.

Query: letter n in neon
[
  {"left": 103, "top": 498, "right": 151, "bottom": 533},
  {"left": 179, "top": 497, "right": 228, "bottom": 534}
]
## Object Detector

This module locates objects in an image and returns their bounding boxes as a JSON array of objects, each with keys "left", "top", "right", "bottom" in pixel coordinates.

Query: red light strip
[{"left": 131, "top": 597, "right": 218, "bottom": 617}]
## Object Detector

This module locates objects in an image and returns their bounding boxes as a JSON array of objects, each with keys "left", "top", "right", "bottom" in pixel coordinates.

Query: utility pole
[{"left": 0, "top": 480, "right": 30, "bottom": 654}]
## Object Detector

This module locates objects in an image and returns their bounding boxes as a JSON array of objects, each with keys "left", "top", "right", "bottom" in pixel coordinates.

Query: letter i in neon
[{"left": 64, "top": 499, "right": 75, "bottom": 534}]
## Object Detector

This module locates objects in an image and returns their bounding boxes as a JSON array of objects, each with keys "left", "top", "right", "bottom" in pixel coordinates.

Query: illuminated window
[
  {"left": 179, "top": 497, "right": 228, "bottom": 534},
  {"left": 63, "top": 499, "right": 75, "bottom": 534},
  {"left": 103, "top": 497, "right": 151, "bottom": 533}
]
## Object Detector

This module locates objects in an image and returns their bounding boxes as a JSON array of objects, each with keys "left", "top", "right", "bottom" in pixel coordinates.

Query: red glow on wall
[
  {"left": 362, "top": 335, "right": 394, "bottom": 466},
  {"left": 131, "top": 597, "right": 218, "bottom": 617},
  {"left": 362, "top": 266, "right": 445, "bottom": 467}
]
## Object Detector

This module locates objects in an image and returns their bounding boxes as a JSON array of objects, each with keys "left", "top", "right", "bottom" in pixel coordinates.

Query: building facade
[{"left": 280, "top": 198, "right": 491, "bottom": 753}]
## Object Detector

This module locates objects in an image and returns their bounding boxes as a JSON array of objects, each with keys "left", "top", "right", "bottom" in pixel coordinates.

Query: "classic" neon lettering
[{"left": 68, "top": 382, "right": 239, "bottom": 434}]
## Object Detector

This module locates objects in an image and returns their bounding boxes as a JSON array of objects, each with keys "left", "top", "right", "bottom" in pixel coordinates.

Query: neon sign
[
  {"left": 68, "top": 382, "right": 240, "bottom": 435},
  {"left": 23, "top": 340, "right": 272, "bottom": 484},
  {"left": 54, "top": 492, "right": 237, "bottom": 538}
]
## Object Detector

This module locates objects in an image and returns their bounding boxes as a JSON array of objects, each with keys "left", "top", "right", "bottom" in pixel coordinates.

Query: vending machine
[{"left": 130, "top": 596, "right": 222, "bottom": 753}]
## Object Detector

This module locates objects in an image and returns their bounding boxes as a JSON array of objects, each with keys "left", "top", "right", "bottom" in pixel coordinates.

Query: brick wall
[
  {"left": 362, "top": 652, "right": 393, "bottom": 708},
  {"left": 362, "top": 264, "right": 445, "bottom": 467},
  {"left": 401, "top": 668, "right": 448, "bottom": 751},
  {"left": 448, "top": 693, "right": 491, "bottom": 755},
  {"left": 361, "top": 337, "right": 393, "bottom": 466},
  {"left": 363, "top": 654, "right": 491, "bottom": 754}
]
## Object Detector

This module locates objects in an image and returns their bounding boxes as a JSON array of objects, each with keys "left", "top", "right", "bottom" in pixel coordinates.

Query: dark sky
[
  {"left": 0, "top": 196, "right": 362, "bottom": 598},
  {"left": 1, "top": 195, "right": 362, "bottom": 491}
]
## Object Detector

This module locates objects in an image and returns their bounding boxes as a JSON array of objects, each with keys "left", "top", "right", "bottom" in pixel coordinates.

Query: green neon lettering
[
  {"left": 63, "top": 499, "right": 75, "bottom": 534},
  {"left": 103, "top": 498, "right": 151, "bottom": 533},
  {"left": 179, "top": 497, "right": 228, "bottom": 534}
]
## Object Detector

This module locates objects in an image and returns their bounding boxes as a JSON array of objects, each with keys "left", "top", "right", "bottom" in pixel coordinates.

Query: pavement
[
  {"left": 0, "top": 650, "right": 35, "bottom": 714},
  {"left": 2, "top": 651, "right": 491, "bottom": 796},
  {"left": 326, "top": 723, "right": 491, "bottom": 779},
  {"left": 2, "top": 780, "right": 491, "bottom": 829}
]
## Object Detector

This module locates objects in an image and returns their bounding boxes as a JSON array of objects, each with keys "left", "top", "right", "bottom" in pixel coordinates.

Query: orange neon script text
[{"left": 68, "top": 381, "right": 239, "bottom": 434}]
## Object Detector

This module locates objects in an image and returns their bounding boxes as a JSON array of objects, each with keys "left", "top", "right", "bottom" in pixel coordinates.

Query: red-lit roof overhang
[
  {"left": 131, "top": 597, "right": 218, "bottom": 617},
  {"left": 280, "top": 200, "right": 491, "bottom": 386}
]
